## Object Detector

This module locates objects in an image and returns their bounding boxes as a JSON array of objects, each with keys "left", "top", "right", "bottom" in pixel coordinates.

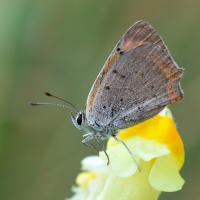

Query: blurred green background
[{"left": 0, "top": 0, "right": 199, "bottom": 199}]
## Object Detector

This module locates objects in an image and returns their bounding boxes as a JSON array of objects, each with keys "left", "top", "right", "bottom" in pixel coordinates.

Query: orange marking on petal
[{"left": 117, "top": 115, "right": 184, "bottom": 166}]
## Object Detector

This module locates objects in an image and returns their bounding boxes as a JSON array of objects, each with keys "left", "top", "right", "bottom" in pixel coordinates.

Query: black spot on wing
[
  {"left": 116, "top": 47, "right": 124, "bottom": 55},
  {"left": 112, "top": 69, "right": 118, "bottom": 74}
]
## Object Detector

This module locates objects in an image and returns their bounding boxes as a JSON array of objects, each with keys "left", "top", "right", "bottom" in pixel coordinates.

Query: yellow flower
[
  {"left": 68, "top": 108, "right": 185, "bottom": 200},
  {"left": 68, "top": 156, "right": 109, "bottom": 200}
]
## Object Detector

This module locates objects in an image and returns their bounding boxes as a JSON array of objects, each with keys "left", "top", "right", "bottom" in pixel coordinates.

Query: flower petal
[
  {"left": 159, "top": 107, "right": 173, "bottom": 118},
  {"left": 96, "top": 165, "right": 161, "bottom": 200},
  {"left": 135, "top": 137, "right": 170, "bottom": 161},
  {"left": 81, "top": 156, "right": 108, "bottom": 173},
  {"left": 100, "top": 140, "right": 139, "bottom": 177},
  {"left": 76, "top": 172, "right": 96, "bottom": 187},
  {"left": 149, "top": 154, "right": 185, "bottom": 192}
]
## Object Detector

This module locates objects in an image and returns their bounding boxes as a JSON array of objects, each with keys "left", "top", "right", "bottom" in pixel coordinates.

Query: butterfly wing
[{"left": 86, "top": 20, "right": 184, "bottom": 131}]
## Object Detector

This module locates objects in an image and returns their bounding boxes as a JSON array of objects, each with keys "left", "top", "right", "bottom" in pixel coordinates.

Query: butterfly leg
[
  {"left": 112, "top": 135, "right": 141, "bottom": 172},
  {"left": 82, "top": 135, "right": 99, "bottom": 156},
  {"left": 83, "top": 133, "right": 93, "bottom": 138},
  {"left": 93, "top": 136, "right": 110, "bottom": 165}
]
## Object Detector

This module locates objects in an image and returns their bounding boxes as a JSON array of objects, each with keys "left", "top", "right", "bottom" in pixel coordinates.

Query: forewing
[{"left": 86, "top": 20, "right": 184, "bottom": 130}]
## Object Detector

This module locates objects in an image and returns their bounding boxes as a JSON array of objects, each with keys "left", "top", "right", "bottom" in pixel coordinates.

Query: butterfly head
[{"left": 70, "top": 111, "right": 85, "bottom": 129}]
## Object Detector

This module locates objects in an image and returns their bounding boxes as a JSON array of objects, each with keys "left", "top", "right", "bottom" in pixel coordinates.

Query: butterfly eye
[{"left": 76, "top": 113, "right": 82, "bottom": 125}]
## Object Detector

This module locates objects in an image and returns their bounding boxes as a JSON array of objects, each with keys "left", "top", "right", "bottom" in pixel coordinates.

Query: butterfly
[{"left": 30, "top": 21, "right": 184, "bottom": 167}]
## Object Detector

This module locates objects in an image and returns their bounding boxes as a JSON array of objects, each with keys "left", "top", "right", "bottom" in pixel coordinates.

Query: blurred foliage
[{"left": 0, "top": 0, "right": 200, "bottom": 199}]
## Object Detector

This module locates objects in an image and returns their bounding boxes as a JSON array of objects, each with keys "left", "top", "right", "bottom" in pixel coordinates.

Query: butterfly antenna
[
  {"left": 45, "top": 92, "right": 79, "bottom": 112},
  {"left": 29, "top": 102, "right": 78, "bottom": 112},
  {"left": 29, "top": 92, "right": 79, "bottom": 113}
]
